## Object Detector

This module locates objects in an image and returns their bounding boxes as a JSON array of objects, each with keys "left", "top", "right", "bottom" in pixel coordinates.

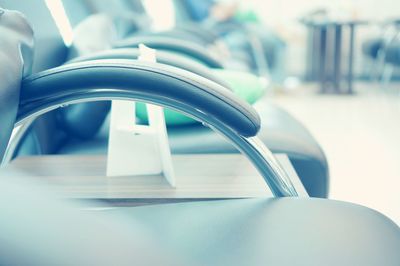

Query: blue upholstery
[
  {"left": 20, "top": 60, "right": 261, "bottom": 138},
  {"left": 362, "top": 38, "right": 384, "bottom": 59},
  {"left": 0, "top": 174, "right": 180, "bottom": 265},
  {"left": 105, "top": 198, "right": 400, "bottom": 265},
  {"left": 385, "top": 41, "right": 400, "bottom": 65},
  {"left": 0, "top": 0, "right": 67, "bottom": 73},
  {"left": 0, "top": 8, "right": 34, "bottom": 160},
  {"left": 115, "top": 35, "right": 224, "bottom": 68},
  {"left": 1, "top": 7, "right": 400, "bottom": 265},
  {"left": 2, "top": 0, "right": 329, "bottom": 197},
  {"left": 0, "top": 0, "right": 71, "bottom": 155},
  {"left": 69, "top": 48, "right": 231, "bottom": 88},
  {"left": 1, "top": 173, "right": 399, "bottom": 265}
]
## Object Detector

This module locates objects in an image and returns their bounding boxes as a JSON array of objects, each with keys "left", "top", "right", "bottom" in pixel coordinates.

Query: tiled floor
[{"left": 273, "top": 82, "right": 400, "bottom": 225}]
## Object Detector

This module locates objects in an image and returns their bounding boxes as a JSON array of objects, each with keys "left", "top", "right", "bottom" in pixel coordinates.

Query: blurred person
[{"left": 181, "top": 0, "right": 287, "bottom": 83}]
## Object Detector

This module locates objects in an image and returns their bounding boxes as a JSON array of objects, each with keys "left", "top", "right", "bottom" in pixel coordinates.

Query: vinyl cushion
[
  {"left": 136, "top": 69, "right": 266, "bottom": 125},
  {"left": 0, "top": 8, "right": 34, "bottom": 160},
  {"left": 362, "top": 38, "right": 383, "bottom": 59},
  {"left": 105, "top": 197, "right": 400, "bottom": 266},
  {"left": 385, "top": 41, "right": 400, "bottom": 65}
]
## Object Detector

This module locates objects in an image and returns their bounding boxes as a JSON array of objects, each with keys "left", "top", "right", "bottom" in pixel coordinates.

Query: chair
[
  {"left": 1, "top": 0, "right": 328, "bottom": 198},
  {"left": 362, "top": 19, "right": 400, "bottom": 84},
  {"left": 1, "top": 8, "right": 400, "bottom": 265}
]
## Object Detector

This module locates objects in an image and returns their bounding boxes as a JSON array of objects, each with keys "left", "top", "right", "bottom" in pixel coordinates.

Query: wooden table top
[{"left": 1, "top": 154, "right": 275, "bottom": 203}]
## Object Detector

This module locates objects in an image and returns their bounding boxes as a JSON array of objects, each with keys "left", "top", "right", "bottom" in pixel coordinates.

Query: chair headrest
[{"left": 0, "top": 7, "right": 34, "bottom": 160}]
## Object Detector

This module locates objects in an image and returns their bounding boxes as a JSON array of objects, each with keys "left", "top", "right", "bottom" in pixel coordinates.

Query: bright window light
[
  {"left": 44, "top": 0, "right": 73, "bottom": 46},
  {"left": 142, "top": 0, "right": 176, "bottom": 31}
]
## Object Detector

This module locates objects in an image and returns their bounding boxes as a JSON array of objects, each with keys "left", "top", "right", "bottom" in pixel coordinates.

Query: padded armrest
[
  {"left": 67, "top": 48, "right": 231, "bottom": 89},
  {"left": 19, "top": 59, "right": 261, "bottom": 137},
  {"left": 133, "top": 30, "right": 209, "bottom": 46},
  {"left": 114, "top": 35, "right": 224, "bottom": 69},
  {"left": 174, "top": 23, "right": 219, "bottom": 43}
]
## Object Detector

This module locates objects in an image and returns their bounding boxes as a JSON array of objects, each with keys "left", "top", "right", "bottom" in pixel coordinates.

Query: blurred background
[
  {"left": 249, "top": 0, "right": 399, "bottom": 77},
  {"left": 142, "top": 0, "right": 400, "bottom": 80}
]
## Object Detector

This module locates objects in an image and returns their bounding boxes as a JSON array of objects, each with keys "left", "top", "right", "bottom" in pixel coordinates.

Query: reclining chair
[
  {"left": 362, "top": 19, "right": 400, "bottom": 83},
  {"left": 1, "top": 8, "right": 400, "bottom": 265},
  {"left": 1, "top": 0, "right": 328, "bottom": 198},
  {"left": 87, "top": 0, "right": 271, "bottom": 76}
]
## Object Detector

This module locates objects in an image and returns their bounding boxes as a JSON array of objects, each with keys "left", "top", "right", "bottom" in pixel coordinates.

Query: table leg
[
  {"left": 334, "top": 24, "right": 342, "bottom": 93},
  {"left": 348, "top": 24, "right": 355, "bottom": 94},
  {"left": 305, "top": 26, "right": 314, "bottom": 81},
  {"left": 312, "top": 26, "right": 321, "bottom": 81},
  {"left": 319, "top": 27, "right": 327, "bottom": 93}
]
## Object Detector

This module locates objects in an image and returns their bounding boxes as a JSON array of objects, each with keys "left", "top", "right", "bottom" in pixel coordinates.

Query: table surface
[
  {"left": 300, "top": 18, "right": 370, "bottom": 26},
  {"left": 1, "top": 154, "right": 278, "bottom": 202}
]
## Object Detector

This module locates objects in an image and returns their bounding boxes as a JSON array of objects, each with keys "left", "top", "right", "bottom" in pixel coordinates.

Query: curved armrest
[
  {"left": 133, "top": 30, "right": 209, "bottom": 46},
  {"left": 16, "top": 60, "right": 298, "bottom": 197},
  {"left": 174, "top": 23, "right": 219, "bottom": 43},
  {"left": 19, "top": 59, "right": 260, "bottom": 137},
  {"left": 114, "top": 36, "right": 224, "bottom": 69},
  {"left": 68, "top": 48, "right": 231, "bottom": 89}
]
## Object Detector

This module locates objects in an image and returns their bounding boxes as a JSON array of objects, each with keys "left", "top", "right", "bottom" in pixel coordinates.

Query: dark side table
[{"left": 302, "top": 19, "right": 368, "bottom": 94}]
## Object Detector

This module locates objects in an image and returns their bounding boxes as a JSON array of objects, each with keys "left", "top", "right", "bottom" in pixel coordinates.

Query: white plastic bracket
[{"left": 106, "top": 44, "right": 175, "bottom": 187}]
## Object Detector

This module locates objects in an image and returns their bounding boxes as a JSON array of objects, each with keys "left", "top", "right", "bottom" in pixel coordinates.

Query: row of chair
[
  {"left": 362, "top": 19, "right": 400, "bottom": 85},
  {"left": 0, "top": 1, "right": 399, "bottom": 265},
  {"left": 2, "top": 0, "right": 329, "bottom": 197}
]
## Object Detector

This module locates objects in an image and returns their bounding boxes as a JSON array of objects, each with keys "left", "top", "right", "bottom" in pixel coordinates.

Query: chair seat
[
  {"left": 103, "top": 197, "right": 400, "bottom": 266},
  {"left": 385, "top": 41, "right": 400, "bottom": 65},
  {"left": 362, "top": 38, "right": 383, "bottom": 59},
  {"left": 58, "top": 103, "right": 329, "bottom": 197}
]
